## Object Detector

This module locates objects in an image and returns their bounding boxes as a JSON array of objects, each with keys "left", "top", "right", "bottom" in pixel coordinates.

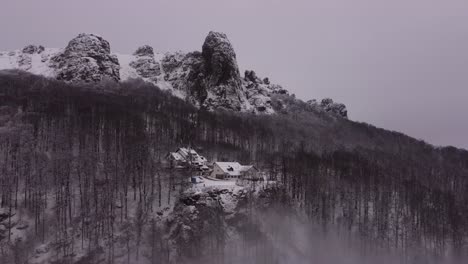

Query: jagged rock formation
[
  {"left": 129, "top": 45, "right": 161, "bottom": 83},
  {"left": 306, "top": 98, "right": 348, "bottom": 118},
  {"left": 50, "top": 33, "right": 120, "bottom": 82},
  {"left": 243, "top": 70, "right": 289, "bottom": 113},
  {"left": 161, "top": 32, "right": 249, "bottom": 111},
  {"left": 161, "top": 51, "right": 207, "bottom": 105},
  {"left": 200, "top": 31, "right": 246, "bottom": 110},
  {"left": 22, "top": 44, "right": 45, "bottom": 54},
  {"left": 0, "top": 32, "right": 349, "bottom": 117}
]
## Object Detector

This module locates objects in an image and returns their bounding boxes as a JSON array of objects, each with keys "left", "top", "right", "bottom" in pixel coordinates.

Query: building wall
[
  {"left": 211, "top": 163, "right": 239, "bottom": 180},
  {"left": 212, "top": 164, "right": 226, "bottom": 179}
]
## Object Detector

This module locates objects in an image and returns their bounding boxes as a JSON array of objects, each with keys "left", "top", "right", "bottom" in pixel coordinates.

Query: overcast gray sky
[{"left": 1, "top": 0, "right": 467, "bottom": 149}]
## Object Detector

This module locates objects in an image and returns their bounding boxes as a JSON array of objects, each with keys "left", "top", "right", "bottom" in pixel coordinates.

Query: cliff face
[
  {"left": 51, "top": 33, "right": 121, "bottom": 82},
  {"left": 166, "top": 185, "right": 290, "bottom": 264},
  {"left": 0, "top": 32, "right": 348, "bottom": 117}
]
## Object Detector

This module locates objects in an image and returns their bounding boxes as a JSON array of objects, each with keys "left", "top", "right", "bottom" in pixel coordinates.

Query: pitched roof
[
  {"left": 169, "top": 147, "right": 207, "bottom": 165},
  {"left": 214, "top": 162, "right": 256, "bottom": 176},
  {"left": 215, "top": 162, "right": 242, "bottom": 176}
]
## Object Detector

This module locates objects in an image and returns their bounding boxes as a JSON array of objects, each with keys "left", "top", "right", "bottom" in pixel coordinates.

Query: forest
[{"left": 0, "top": 70, "right": 467, "bottom": 263}]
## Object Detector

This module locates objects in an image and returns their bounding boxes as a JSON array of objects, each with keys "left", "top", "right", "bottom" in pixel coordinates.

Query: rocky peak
[
  {"left": 129, "top": 45, "right": 160, "bottom": 82},
  {"left": 133, "top": 45, "right": 154, "bottom": 57},
  {"left": 161, "top": 32, "right": 247, "bottom": 111},
  {"left": 51, "top": 33, "right": 120, "bottom": 83},
  {"left": 22, "top": 45, "right": 45, "bottom": 54},
  {"left": 64, "top": 33, "right": 111, "bottom": 56},
  {"left": 201, "top": 31, "right": 245, "bottom": 110}
]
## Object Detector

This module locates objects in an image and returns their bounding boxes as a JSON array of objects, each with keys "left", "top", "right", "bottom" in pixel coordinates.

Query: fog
[{"left": 187, "top": 207, "right": 466, "bottom": 264}]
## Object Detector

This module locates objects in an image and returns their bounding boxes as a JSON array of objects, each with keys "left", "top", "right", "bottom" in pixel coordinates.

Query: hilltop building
[
  {"left": 167, "top": 147, "right": 208, "bottom": 170},
  {"left": 211, "top": 162, "right": 260, "bottom": 181}
]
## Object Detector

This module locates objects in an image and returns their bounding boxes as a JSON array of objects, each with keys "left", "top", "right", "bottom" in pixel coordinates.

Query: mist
[{"left": 187, "top": 207, "right": 466, "bottom": 264}]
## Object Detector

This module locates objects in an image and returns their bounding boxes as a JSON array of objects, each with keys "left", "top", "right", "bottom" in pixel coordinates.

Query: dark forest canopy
[
  {"left": 1, "top": 69, "right": 468, "bottom": 263},
  {"left": 1, "top": 69, "right": 467, "bottom": 168}
]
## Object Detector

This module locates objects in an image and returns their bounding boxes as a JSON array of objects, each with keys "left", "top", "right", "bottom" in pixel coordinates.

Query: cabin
[
  {"left": 167, "top": 147, "right": 208, "bottom": 170},
  {"left": 211, "top": 162, "right": 259, "bottom": 181}
]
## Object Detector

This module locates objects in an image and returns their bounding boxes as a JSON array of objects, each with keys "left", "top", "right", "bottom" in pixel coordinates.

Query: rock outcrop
[
  {"left": 22, "top": 45, "right": 45, "bottom": 54},
  {"left": 161, "top": 32, "right": 248, "bottom": 111},
  {"left": 201, "top": 31, "right": 245, "bottom": 111},
  {"left": 167, "top": 185, "right": 288, "bottom": 263},
  {"left": 51, "top": 33, "right": 120, "bottom": 83},
  {"left": 0, "top": 32, "right": 350, "bottom": 117},
  {"left": 161, "top": 51, "right": 206, "bottom": 105},
  {"left": 307, "top": 98, "right": 348, "bottom": 118},
  {"left": 129, "top": 45, "right": 161, "bottom": 82},
  {"left": 242, "top": 70, "right": 289, "bottom": 113}
]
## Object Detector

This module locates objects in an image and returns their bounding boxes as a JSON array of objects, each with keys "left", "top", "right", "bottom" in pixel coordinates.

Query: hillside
[
  {"left": 1, "top": 30, "right": 468, "bottom": 263},
  {"left": 0, "top": 70, "right": 467, "bottom": 263}
]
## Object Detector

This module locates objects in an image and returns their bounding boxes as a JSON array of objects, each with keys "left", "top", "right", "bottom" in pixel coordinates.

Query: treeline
[{"left": 0, "top": 70, "right": 467, "bottom": 263}]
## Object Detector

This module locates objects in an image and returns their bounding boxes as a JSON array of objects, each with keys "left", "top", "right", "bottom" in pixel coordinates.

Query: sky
[{"left": 1, "top": 0, "right": 467, "bottom": 149}]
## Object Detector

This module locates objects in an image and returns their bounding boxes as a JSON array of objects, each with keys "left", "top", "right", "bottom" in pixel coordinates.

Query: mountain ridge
[{"left": 0, "top": 32, "right": 348, "bottom": 118}]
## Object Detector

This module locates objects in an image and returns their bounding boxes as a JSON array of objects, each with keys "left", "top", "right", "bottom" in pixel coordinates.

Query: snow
[
  {"left": 0, "top": 42, "right": 282, "bottom": 115},
  {"left": 0, "top": 48, "right": 59, "bottom": 78},
  {"left": 116, "top": 52, "right": 187, "bottom": 99},
  {"left": 214, "top": 162, "right": 254, "bottom": 176},
  {"left": 190, "top": 176, "right": 242, "bottom": 193},
  {"left": 0, "top": 50, "right": 18, "bottom": 69},
  {"left": 115, "top": 53, "right": 140, "bottom": 80}
]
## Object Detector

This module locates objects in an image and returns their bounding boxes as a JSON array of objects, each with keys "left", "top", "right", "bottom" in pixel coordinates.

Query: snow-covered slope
[
  {"left": 0, "top": 46, "right": 59, "bottom": 78},
  {"left": 0, "top": 32, "right": 348, "bottom": 117}
]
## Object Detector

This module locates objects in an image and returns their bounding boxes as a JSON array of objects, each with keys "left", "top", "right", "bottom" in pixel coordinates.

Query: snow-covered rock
[
  {"left": 0, "top": 32, "right": 350, "bottom": 118},
  {"left": 50, "top": 33, "right": 120, "bottom": 83},
  {"left": 128, "top": 45, "right": 161, "bottom": 82},
  {"left": 22, "top": 45, "right": 45, "bottom": 54},
  {"left": 307, "top": 98, "right": 348, "bottom": 118},
  {"left": 200, "top": 31, "right": 248, "bottom": 111},
  {"left": 160, "top": 32, "right": 250, "bottom": 111}
]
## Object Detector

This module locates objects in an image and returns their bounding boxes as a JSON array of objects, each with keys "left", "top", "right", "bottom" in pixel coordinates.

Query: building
[
  {"left": 167, "top": 147, "right": 208, "bottom": 170},
  {"left": 211, "top": 162, "right": 259, "bottom": 181}
]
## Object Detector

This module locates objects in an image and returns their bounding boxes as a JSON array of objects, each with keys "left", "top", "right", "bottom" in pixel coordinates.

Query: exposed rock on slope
[
  {"left": 0, "top": 32, "right": 349, "bottom": 117},
  {"left": 50, "top": 33, "right": 120, "bottom": 82},
  {"left": 129, "top": 45, "right": 161, "bottom": 83},
  {"left": 243, "top": 70, "right": 289, "bottom": 113},
  {"left": 22, "top": 44, "right": 45, "bottom": 54},
  {"left": 161, "top": 51, "right": 207, "bottom": 106},
  {"left": 161, "top": 32, "right": 249, "bottom": 111},
  {"left": 200, "top": 31, "right": 246, "bottom": 111},
  {"left": 307, "top": 98, "right": 348, "bottom": 118}
]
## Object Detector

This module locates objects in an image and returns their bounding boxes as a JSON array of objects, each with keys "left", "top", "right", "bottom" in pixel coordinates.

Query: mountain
[
  {"left": 0, "top": 32, "right": 348, "bottom": 117},
  {"left": 1, "top": 33, "right": 467, "bottom": 264}
]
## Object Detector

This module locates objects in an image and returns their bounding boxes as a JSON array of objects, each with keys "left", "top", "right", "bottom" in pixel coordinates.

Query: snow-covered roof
[
  {"left": 169, "top": 147, "right": 207, "bottom": 165},
  {"left": 215, "top": 162, "right": 242, "bottom": 176},
  {"left": 215, "top": 162, "right": 256, "bottom": 176},
  {"left": 168, "top": 152, "right": 181, "bottom": 161}
]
